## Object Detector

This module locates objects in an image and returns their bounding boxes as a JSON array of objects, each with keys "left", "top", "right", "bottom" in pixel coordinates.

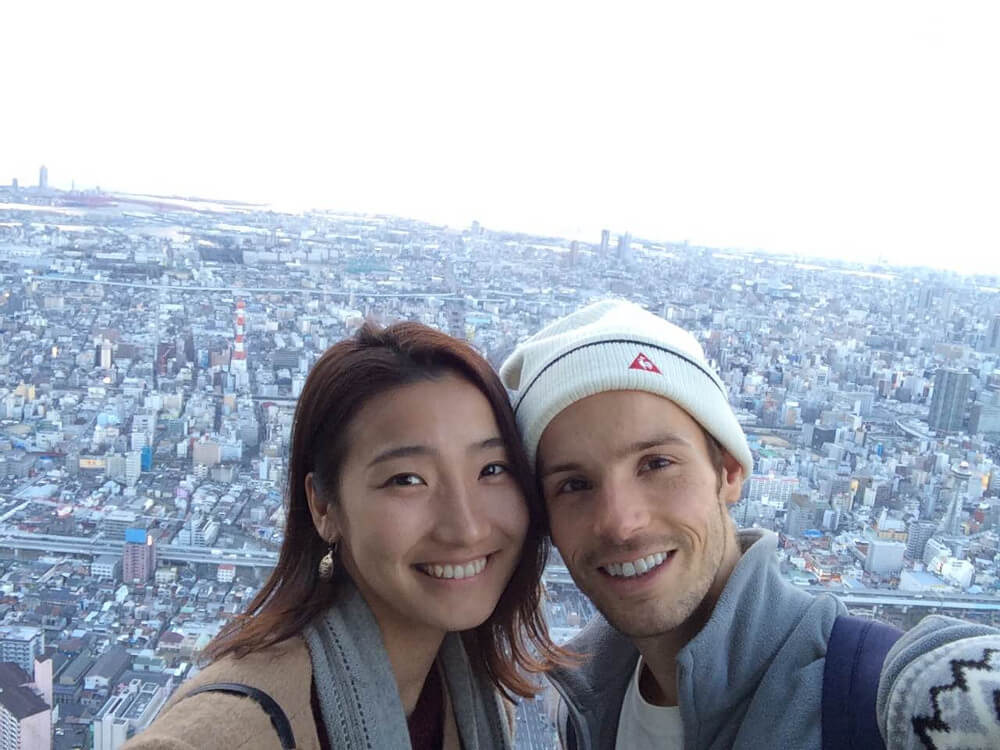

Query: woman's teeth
[{"left": 420, "top": 556, "right": 487, "bottom": 580}]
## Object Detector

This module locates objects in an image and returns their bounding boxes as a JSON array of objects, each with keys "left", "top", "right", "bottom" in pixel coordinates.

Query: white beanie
[{"left": 500, "top": 298, "right": 753, "bottom": 476}]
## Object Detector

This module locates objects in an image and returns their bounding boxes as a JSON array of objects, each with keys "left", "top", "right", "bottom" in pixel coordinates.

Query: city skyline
[
  {"left": 4, "top": 1, "right": 999, "bottom": 272},
  {"left": 2, "top": 183, "right": 1000, "bottom": 747}
]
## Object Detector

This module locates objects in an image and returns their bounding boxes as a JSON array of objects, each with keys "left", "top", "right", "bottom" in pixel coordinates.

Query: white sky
[{"left": 2, "top": 1, "right": 999, "bottom": 272}]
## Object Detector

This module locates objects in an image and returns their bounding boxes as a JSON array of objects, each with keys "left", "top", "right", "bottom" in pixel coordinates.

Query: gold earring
[{"left": 318, "top": 540, "right": 337, "bottom": 582}]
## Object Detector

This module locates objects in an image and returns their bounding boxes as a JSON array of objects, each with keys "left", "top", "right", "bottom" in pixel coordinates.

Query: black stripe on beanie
[{"left": 513, "top": 338, "right": 725, "bottom": 416}]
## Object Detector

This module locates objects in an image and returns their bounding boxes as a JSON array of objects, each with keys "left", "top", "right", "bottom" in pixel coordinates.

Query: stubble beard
[{"left": 585, "top": 496, "right": 732, "bottom": 641}]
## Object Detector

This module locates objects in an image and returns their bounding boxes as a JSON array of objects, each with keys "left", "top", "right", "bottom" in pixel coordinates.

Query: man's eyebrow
[
  {"left": 540, "top": 433, "right": 694, "bottom": 479},
  {"left": 539, "top": 461, "right": 584, "bottom": 480},
  {"left": 622, "top": 433, "right": 694, "bottom": 458}
]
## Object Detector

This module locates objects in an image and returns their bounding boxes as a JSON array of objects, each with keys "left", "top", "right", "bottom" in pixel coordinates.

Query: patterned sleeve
[{"left": 877, "top": 614, "right": 1000, "bottom": 749}]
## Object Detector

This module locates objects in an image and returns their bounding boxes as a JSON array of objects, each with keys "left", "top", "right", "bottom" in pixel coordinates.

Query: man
[{"left": 501, "top": 299, "right": 1000, "bottom": 749}]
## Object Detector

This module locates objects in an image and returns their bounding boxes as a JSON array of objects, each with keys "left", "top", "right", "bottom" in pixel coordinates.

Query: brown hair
[{"left": 203, "top": 321, "right": 564, "bottom": 698}]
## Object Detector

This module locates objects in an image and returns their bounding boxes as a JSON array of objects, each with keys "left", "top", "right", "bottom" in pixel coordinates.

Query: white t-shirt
[{"left": 615, "top": 657, "right": 685, "bottom": 750}]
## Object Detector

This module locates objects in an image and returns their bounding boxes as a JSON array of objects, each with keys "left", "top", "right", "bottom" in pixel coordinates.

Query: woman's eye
[
  {"left": 387, "top": 473, "right": 424, "bottom": 487},
  {"left": 480, "top": 462, "right": 508, "bottom": 478},
  {"left": 639, "top": 456, "right": 672, "bottom": 473}
]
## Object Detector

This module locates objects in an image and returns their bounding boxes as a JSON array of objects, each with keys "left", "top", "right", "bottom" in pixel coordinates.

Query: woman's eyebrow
[
  {"left": 469, "top": 436, "right": 505, "bottom": 453},
  {"left": 367, "top": 436, "right": 504, "bottom": 468},
  {"left": 366, "top": 444, "right": 431, "bottom": 468}
]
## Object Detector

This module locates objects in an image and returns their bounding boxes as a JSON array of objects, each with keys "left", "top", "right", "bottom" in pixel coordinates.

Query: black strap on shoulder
[
  {"left": 822, "top": 615, "right": 903, "bottom": 750},
  {"left": 182, "top": 681, "right": 296, "bottom": 749}
]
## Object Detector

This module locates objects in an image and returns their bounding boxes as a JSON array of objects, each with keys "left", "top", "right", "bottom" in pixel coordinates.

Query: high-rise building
[
  {"left": 784, "top": 493, "right": 817, "bottom": 538},
  {"left": 122, "top": 529, "right": 156, "bottom": 584},
  {"left": 0, "top": 627, "right": 44, "bottom": 674},
  {"left": 928, "top": 368, "right": 971, "bottom": 432},
  {"left": 616, "top": 232, "right": 633, "bottom": 263},
  {"left": 906, "top": 521, "right": 937, "bottom": 560},
  {"left": 865, "top": 539, "right": 906, "bottom": 575},
  {"left": 0, "top": 663, "right": 51, "bottom": 750},
  {"left": 124, "top": 450, "right": 142, "bottom": 486},
  {"left": 38, "top": 165, "right": 48, "bottom": 190},
  {"left": 600, "top": 229, "right": 610, "bottom": 255},
  {"left": 938, "top": 489, "right": 964, "bottom": 537},
  {"left": 983, "top": 314, "right": 1000, "bottom": 353},
  {"left": 99, "top": 339, "right": 113, "bottom": 370}
]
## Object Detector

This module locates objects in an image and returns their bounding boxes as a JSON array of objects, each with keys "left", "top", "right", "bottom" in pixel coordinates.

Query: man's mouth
[
  {"left": 416, "top": 555, "right": 488, "bottom": 580},
  {"left": 601, "top": 550, "right": 675, "bottom": 579}
]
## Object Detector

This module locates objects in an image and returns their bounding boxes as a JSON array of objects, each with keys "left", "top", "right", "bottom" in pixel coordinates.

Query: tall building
[
  {"left": 600, "top": 229, "right": 610, "bottom": 255},
  {"left": 0, "top": 627, "right": 43, "bottom": 674},
  {"left": 983, "top": 314, "right": 1000, "bottom": 353},
  {"left": 938, "top": 489, "right": 964, "bottom": 537},
  {"left": 124, "top": 451, "right": 142, "bottom": 486},
  {"left": 906, "top": 520, "right": 937, "bottom": 560},
  {"left": 865, "top": 539, "right": 906, "bottom": 575},
  {"left": 93, "top": 679, "right": 171, "bottom": 750},
  {"left": 785, "top": 493, "right": 817, "bottom": 538},
  {"left": 38, "top": 165, "right": 48, "bottom": 190},
  {"left": 0, "top": 663, "right": 51, "bottom": 750},
  {"left": 122, "top": 529, "right": 156, "bottom": 584},
  {"left": 616, "top": 232, "right": 633, "bottom": 263},
  {"left": 928, "top": 368, "right": 971, "bottom": 432}
]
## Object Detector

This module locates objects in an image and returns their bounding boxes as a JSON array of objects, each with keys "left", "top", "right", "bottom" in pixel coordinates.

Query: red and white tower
[{"left": 231, "top": 300, "right": 247, "bottom": 372}]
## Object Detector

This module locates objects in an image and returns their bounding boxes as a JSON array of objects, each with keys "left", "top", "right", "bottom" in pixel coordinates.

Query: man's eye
[
  {"left": 555, "top": 477, "right": 590, "bottom": 495},
  {"left": 480, "top": 462, "right": 508, "bottom": 478},
  {"left": 639, "top": 457, "right": 672, "bottom": 474},
  {"left": 386, "top": 473, "right": 424, "bottom": 487}
]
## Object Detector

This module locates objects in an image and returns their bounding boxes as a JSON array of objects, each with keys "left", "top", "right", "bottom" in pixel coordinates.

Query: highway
[
  {"left": 40, "top": 274, "right": 458, "bottom": 299},
  {"left": 0, "top": 530, "right": 278, "bottom": 569},
  {"left": 6, "top": 530, "right": 1000, "bottom": 614},
  {"left": 542, "top": 563, "right": 1000, "bottom": 613}
]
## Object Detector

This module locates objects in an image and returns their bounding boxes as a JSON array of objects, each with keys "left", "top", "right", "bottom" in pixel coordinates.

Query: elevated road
[
  {"left": 542, "top": 564, "right": 1000, "bottom": 613},
  {"left": 40, "top": 275, "right": 457, "bottom": 299},
  {"left": 0, "top": 530, "right": 277, "bottom": 568}
]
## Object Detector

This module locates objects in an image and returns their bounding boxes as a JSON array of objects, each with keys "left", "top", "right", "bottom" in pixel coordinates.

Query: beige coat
[
  {"left": 122, "top": 635, "right": 503, "bottom": 749},
  {"left": 122, "top": 637, "right": 321, "bottom": 750}
]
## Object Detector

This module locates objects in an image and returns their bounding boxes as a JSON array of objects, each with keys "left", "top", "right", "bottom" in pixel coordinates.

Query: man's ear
[
  {"left": 719, "top": 453, "right": 745, "bottom": 506},
  {"left": 305, "top": 472, "right": 340, "bottom": 543}
]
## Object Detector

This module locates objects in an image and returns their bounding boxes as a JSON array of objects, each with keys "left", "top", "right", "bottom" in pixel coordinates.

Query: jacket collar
[{"left": 548, "top": 529, "right": 817, "bottom": 744}]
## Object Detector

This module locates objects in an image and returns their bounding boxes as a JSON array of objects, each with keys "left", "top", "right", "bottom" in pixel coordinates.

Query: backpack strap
[
  {"left": 822, "top": 615, "right": 903, "bottom": 750},
  {"left": 181, "top": 681, "right": 296, "bottom": 749}
]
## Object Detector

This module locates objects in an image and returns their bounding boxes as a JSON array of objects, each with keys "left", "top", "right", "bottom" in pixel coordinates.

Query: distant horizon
[{"left": 5, "top": 177, "right": 1000, "bottom": 282}]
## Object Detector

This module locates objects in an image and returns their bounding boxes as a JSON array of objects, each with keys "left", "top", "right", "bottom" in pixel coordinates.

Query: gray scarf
[{"left": 302, "top": 578, "right": 512, "bottom": 749}]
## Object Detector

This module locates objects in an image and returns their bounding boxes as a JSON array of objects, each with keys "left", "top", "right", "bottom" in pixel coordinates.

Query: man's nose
[{"left": 592, "top": 481, "right": 650, "bottom": 544}]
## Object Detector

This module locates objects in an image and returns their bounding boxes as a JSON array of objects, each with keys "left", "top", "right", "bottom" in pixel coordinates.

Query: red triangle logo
[{"left": 629, "top": 353, "right": 661, "bottom": 374}]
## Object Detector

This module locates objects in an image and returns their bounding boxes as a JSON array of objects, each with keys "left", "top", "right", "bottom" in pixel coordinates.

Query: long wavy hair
[{"left": 203, "top": 321, "right": 564, "bottom": 697}]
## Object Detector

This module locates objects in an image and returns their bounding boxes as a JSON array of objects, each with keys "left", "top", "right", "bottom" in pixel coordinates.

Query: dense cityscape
[{"left": 1, "top": 171, "right": 1000, "bottom": 749}]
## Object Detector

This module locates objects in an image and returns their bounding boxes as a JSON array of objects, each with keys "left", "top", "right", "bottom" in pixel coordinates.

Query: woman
[{"left": 125, "top": 322, "right": 562, "bottom": 749}]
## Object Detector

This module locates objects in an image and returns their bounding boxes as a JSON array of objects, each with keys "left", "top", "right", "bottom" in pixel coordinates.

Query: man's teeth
[
  {"left": 421, "top": 557, "right": 487, "bottom": 580},
  {"left": 603, "top": 552, "right": 669, "bottom": 578}
]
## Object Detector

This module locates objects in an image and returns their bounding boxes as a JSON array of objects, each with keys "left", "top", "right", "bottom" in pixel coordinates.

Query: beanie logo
[{"left": 629, "top": 353, "right": 661, "bottom": 374}]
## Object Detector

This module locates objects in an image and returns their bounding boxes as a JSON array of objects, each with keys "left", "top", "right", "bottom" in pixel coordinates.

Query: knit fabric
[
  {"left": 499, "top": 298, "right": 753, "bottom": 475},
  {"left": 303, "top": 577, "right": 512, "bottom": 750},
  {"left": 878, "top": 616, "right": 1000, "bottom": 749}
]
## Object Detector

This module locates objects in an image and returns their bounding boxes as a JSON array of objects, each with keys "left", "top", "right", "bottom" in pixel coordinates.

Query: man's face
[{"left": 537, "top": 390, "right": 744, "bottom": 639}]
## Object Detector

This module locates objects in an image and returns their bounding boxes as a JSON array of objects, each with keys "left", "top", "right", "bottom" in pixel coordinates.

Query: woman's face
[{"left": 308, "top": 373, "right": 529, "bottom": 638}]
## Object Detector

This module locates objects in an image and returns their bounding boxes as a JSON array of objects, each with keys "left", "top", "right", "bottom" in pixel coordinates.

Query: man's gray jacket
[{"left": 546, "top": 529, "right": 1000, "bottom": 749}]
